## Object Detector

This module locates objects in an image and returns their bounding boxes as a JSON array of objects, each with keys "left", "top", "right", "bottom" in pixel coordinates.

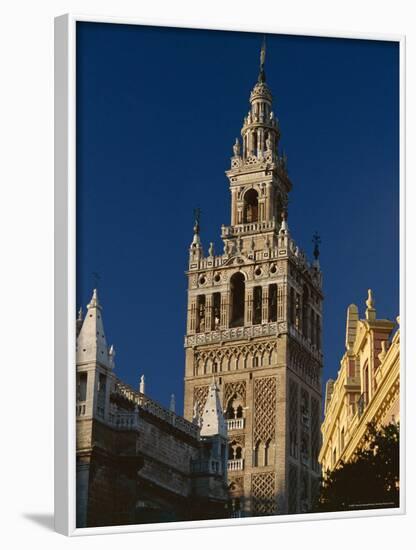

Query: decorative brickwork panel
[
  {"left": 289, "top": 379, "right": 299, "bottom": 458},
  {"left": 288, "top": 463, "right": 298, "bottom": 513},
  {"left": 254, "top": 377, "right": 277, "bottom": 443},
  {"left": 311, "top": 397, "right": 320, "bottom": 473},
  {"left": 193, "top": 385, "right": 209, "bottom": 418},
  {"left": 224, "top": 380, "right": 246, "bottom": 406},
  {"left": 251, "top": 472, "right": 277, "bottom": 515}
]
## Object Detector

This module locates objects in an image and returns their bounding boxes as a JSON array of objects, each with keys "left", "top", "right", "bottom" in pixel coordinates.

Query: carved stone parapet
[{"left": 184, "top": 322, "right": 279, "bottom": 348}]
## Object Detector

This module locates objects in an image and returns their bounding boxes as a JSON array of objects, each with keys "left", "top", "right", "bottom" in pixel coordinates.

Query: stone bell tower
[{"left": 183, "top": 42, "right": 323, "bottom": 516}]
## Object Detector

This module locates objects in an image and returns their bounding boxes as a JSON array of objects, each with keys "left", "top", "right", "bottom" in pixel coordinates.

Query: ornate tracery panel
[
  {"left": 193, "top": 385, "right": 209, "bottom": 418},
  {"left": 224, "top": 380, "right": 247, "bottom": 406},
  {"left": 289, "top": 378, "right": 299, "bottom": 458},
  {"left": 251, "top": 472, "right": 277, "bottom": 515},
  {"left": 253, "top": 376, "right": 277, "bottom": 443}
]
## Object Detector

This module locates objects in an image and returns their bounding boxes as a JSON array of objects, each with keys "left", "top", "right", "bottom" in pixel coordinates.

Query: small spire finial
[
  {"left": 87, "top": 288, "right": 101, "bottom": 310},
  {"left": 108, "top": 344, "right": 116, "bottom": 369},
  {"left": 139, "top": 374, "right": 145, "bottom": 394},
  {"left": 258, "top": 36, "right": 266, "bottom": 83},
  {"left": 77, "top": 307, "right": 83, "bottom": 321},
  {"left": 92, "top": 271, "right": 100, "bottom": 290},
  {"left": 193, "top": 207, "right": 201, "bottom": 234},
  {"left": 169, "top": 393, "right": 176, "bottom": 413},
  {"left": 365, "top": 289, "right": 376, "bottom": 321},
  {"left": 312, "top": 232, "right": 321, "bottom": 261},
  {"left": 366, "top": 288, "right": 374, "bottom": 309}
]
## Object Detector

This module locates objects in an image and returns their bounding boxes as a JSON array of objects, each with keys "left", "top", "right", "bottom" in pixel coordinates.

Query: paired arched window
[
  {"left": 253, "top": 286, "right": 262, "bottom": 325},
  {"left": 226, "top": 394, "right": 244, "bottom": 420},
  {"left": 230, "top": 272, "right": 245, "bottom": 327}
]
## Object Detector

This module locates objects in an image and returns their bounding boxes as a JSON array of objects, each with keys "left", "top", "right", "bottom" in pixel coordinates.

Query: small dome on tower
[{"left": 250, "top": 81, "right": 272, "bottom": 103}]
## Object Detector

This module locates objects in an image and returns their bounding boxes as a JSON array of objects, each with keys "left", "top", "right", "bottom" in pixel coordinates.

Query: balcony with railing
[
  {"left": 109, "top": 411, "right": 139, "bottom": 430},
  {"left": 228, "top": 458, "right": 244, "bottom": 471},
  {"left": 191, "top": 459, "right": 222, "bottom": 475},
  {"left": 221, "top": 220, "right": 276, "bottom": 238},
  {"left": 227, "top": 418, "right": 245, "bottom": 431}
]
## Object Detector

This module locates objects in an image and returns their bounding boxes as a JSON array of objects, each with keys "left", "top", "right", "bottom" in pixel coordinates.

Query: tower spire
[
  {"left": 76, "top": 288, "right": 112, "bottom": 369},
  {"left": 258, "top": 36, "right": 266, "bottom": 83},
  {"left": 312, "top": 232, "right": 321, "bottom": 269},
  {"left": 200, "top": 378, "right": 227, "bottom": 438},
  {"left": 189, "top": 207, "right": 203, "bottom": 261}
]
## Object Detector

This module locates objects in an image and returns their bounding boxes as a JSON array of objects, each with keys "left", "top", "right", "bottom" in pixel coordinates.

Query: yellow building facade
[{"left": 319, "top": 290, "right": 399, "bottom": 474}]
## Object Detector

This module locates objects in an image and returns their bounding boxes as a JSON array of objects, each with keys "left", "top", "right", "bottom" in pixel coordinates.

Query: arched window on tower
[
  {"left": 243, "top": 189, "right": 259, "bottom": 223},
  {"left": 212, "top": 292, "right": 221, "bottom": 330},
  {"left": 264, "top": 440, "right": 271, "bottom": 466},
  {"left": 230, "top": 272, "right": 245, "bottom": 327},
  {"left": 196, "top": 295, "right": 206, "bottom": 333},
  {"left": 253, "top": 441, "right": 260, "bottom": 467},
  {"left": 269, "top": 283, "right": 277, "bottom": 322},
  {"left": 253, "top": 286, "right": 262, "bottom": 325},
  {"left": 252, "top": 131, "right": 258, "bottom": 156}
]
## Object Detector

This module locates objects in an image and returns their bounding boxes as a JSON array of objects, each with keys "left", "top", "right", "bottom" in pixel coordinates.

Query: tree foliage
[{"left": 315, "top": 422, "right": 399, "bottom": 512}]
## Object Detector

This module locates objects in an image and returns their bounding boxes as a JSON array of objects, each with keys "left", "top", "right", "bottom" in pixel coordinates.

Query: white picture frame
[{"left": 54, "top": 13, "right": 406, "bottom": 536}]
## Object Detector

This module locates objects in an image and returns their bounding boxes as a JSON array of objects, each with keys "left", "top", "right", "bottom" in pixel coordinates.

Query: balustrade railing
[
  {"left": 227, "top": 418, "right": 245, "bottom": 430},
  {"left": 221, "top": 220, "right": 276, "bottom": 237},
  {"left": 109, "top": 411, "right": 139, "bottom": 430},
  {"left": 114, "top": 380, "right": 199, "bottom": 439},
  {"left": 228, "top": 458, "right": 244, "bottom": 471}
]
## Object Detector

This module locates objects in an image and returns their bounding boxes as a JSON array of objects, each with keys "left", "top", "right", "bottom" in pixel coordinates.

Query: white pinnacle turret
[
  {"left": 365, "top": 289, "right": 376, "bottom": 321},
  {"left": 200, "top": 378, "right": 227, "bottom": 438},
  {"left": 279, "top": 215, "right": 289, "bottom": 234},
  {"left": 139, "top": 374, "right": 145, "bottom": 394},
  {"left": 169, "top": 393, "right": 176, "bottom": 413},
  {"left": 76, "top": 288, "right": 112, "bottom": 368}
]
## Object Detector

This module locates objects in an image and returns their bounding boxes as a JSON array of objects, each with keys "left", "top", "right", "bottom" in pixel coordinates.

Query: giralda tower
[{"left": 183, "top": 43, "right": 323, "bottom": 516}]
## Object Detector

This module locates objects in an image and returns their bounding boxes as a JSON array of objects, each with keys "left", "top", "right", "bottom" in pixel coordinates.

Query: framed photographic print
[{"left": 54, "top": 14, "right": 404, "bottom": 536}]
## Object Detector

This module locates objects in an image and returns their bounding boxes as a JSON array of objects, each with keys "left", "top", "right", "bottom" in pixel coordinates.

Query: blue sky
[{"left": 76, "top": 23, "right": 399, "bottom": 412}]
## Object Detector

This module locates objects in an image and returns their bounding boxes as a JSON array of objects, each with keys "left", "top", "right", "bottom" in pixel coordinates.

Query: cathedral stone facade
[
  {"left": 183, "top": 46, "right": 323, "bottom": 516},
  {"left": 76, "top": 290, "right": 228, "bottom": 528}
]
